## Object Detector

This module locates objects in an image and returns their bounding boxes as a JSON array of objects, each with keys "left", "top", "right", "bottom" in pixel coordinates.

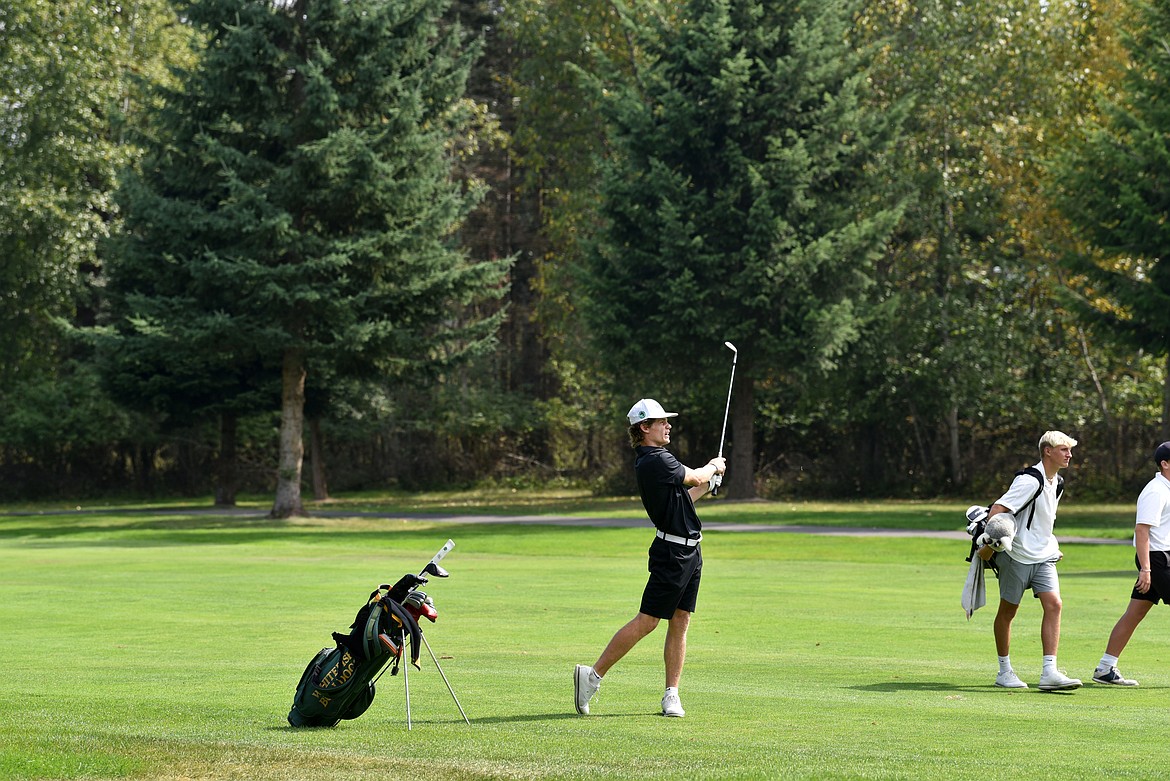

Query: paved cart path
[
  {"left": 0, "top": 505, "right": 1126, "bottom": 545},
  {"left": 309, "top": 510, "right": 1125, "bottom": 545}
]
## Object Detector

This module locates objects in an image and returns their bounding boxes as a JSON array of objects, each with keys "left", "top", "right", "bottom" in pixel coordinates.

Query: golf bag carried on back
[{"left": 287, "top": 575, "right": 425, "bottom": 727}]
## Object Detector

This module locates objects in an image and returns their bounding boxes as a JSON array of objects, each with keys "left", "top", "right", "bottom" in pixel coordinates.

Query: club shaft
[{"left": 718, "top": 355, "right": 737, "bottom": 458}]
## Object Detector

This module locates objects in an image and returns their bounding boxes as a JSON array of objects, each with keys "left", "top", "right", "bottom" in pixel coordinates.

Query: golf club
[
  {"left": 393, "top": 539, "right": 466, "bottom": 730},
  {"left": 421, "top": 538, "right": 454, "bottom": 578},
  {"left": 711, "top": 341, "right": 737, "bottom": 496}
]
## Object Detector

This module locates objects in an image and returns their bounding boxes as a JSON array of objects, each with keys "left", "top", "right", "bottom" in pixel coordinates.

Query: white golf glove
[{"left": 709, "top": 473, "right": 722, "bottom": 493}]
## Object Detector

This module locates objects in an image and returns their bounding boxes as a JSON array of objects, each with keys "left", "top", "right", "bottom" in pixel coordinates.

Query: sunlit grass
[{"left": 0, "top": 504, "right": 1162, "bottom": 780}]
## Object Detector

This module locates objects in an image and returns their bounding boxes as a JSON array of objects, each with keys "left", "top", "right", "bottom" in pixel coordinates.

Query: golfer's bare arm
[{"left": 1135, "top": 524, "right": 1152, "bottom": 593}]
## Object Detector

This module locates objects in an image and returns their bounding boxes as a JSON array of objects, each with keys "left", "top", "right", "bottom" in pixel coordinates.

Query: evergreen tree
[
  {"left": 580, "top": 0, "right": 904, "bottom": 496},
  {"left": 104, "top": 0, "right": 510, "bottom": 517},
  {"left": 1051, "top": 0, "right": 1170, "bottom": 439}
]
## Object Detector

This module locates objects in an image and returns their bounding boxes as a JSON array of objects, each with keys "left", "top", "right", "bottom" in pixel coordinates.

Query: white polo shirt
[
  {"left": 1134, "top": 472, "right": 1170, "bottom": 551},
  {"left": 996, "top": 461, "right": 1063, "bottom": 564}
]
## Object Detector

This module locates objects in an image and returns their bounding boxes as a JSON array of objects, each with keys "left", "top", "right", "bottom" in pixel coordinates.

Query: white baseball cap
[{"left": 627, "top": 398, "right": 678, "bottom": 425}]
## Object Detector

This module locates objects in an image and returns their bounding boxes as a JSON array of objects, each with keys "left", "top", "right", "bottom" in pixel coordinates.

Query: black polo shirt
[{"left": 634, "top": 445, "right": 702, "bottom": 540}]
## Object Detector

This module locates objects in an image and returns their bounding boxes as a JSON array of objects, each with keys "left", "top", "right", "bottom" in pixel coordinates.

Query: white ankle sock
[{"left": 1099, "top": 654, "right": 1119, "bottom": 670}]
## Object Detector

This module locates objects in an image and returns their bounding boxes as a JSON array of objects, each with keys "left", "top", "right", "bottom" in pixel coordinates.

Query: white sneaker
[
  {"left": 661, "top": 690, "right": 685, "bottom": 717},
  {"left": 1038, "top": 669, "right": 1082, "bottom": 691},
  {"left": 995, "top": 669, "right": 1028, "bottom": 689},
  {"left": 574, "top": 664, "right": 600, "bottom": 715}
]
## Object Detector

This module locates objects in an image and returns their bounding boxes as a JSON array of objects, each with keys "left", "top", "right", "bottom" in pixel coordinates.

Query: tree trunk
[
  {"left": 214, "top": 412, "right": 238, "bottom": 507},
  {"left": 271, "top": 348, "right": 306, "bottom": 518},
  {"left": 726, "top": 375, "right": 755, "bottom": 498},
  {"left": 309, "top": 417, "right": 329, "bottom": 501},
  {"left": 1075, "top": 327, "right": 1120, "bottom": 477},
  {"left": 1163, "top": 352, "right": 1170, "bottom": 442},
  {"left": 946, "top": 402, "right": 964, "bottom": 488}
]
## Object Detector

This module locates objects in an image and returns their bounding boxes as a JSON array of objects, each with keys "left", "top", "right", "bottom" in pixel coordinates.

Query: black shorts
[
  {"left": 639, "top": 537, "right": 702, "bottom": 619},
  {"left": 1131, "top": 550, "right": 1170, "bottom": 604}
]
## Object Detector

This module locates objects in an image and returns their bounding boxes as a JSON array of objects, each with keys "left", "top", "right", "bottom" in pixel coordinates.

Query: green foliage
[
  {"left": 0, "top": 0, "right": 194, "bottom": 381},
  {"left": 500, "top": 0, "right": 675, "bottom": 477},
  {"left": 110, "top": 0, "right": 505, "bottom": 373},
  {"left": 4, "top": 0, "right": 1167, "bottom": 501},
  {"left": 101, "top": 0, "right": 513, "bottom": 514},
  {"left": 583, "top": 0, "right": 903, "bottom": 381},
  {"left": 1050, "top": 0, "right": 1170, "bottom": 360},
  {"left": 0, "top": 359, "right": 134, "bottom": 454},
  {"left": 574, "top": 0, "right": 905, "bottom": 496},
  {"left": 808, "top": 0, "right": 1153, "bottom": 493}
]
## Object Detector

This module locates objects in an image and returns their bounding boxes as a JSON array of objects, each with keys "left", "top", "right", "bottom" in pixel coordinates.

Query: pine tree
[
  {"left": 580, "top": 0, "right": 904, "bottom": 496},
  {"left": 104, "top": 0, "right": 510, "bottom": 516}
]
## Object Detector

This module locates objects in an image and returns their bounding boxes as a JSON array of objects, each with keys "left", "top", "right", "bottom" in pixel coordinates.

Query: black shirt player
[{"left": 574, "top": 398, "right": 725, "bottom": 718}]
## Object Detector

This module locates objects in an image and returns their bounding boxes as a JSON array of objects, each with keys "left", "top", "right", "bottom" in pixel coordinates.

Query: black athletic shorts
[
  {"left": 1131, "top": 550, "right": 1170, "bottom": 604},
  {"left": 639, "top": 537, "right": 702, "bottom": 619}
]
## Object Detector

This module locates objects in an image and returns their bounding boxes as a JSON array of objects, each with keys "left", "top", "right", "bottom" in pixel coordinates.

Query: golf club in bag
[
  {"left": 287, "top": 539, "right": 469, "bottom": 729},
  {"left": 711, "top": 341, "right": 737, "bottom": 496}
]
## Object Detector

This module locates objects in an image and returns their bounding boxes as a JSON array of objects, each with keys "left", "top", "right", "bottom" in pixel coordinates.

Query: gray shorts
[{"left": 994, "top": 552, "right": 1059, "bottom": 605}]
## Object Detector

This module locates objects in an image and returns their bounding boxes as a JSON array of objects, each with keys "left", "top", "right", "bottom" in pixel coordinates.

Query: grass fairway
[{"left": 1, "top": 502, "right": 1168, "bottom": 780}]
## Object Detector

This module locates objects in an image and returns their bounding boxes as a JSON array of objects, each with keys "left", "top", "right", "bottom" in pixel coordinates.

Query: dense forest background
[{"left": 2, "top": 0, "right": 1168, "bottom": 510}]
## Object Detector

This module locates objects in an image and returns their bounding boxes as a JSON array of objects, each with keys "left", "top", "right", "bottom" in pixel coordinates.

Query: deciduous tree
[{"left": 1051, "top": 0, "right": 1170, "bottom": 440}]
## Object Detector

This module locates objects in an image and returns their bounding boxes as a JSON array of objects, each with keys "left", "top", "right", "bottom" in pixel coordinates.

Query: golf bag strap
[
  {"left": 366, "top": 591, "right": 423, "bottom": 669},
  {"left": 363, "top": 598, "right": 384, "bottom": 659},
  {"left": 964, "top": 531, "right": 1000, "bottom": 577},
  {"left": 1015, "top": 468, "right": 1063, "bottom": 530},
  {"left": 387, "top": 596, "right": 423, "bottom": 669},
  {"left": 965, "top": 528, "right": 983, "bottom": 564}
]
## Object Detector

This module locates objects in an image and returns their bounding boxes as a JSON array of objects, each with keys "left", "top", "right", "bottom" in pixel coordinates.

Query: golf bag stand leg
[
  {"left": 421, "top": 632, "right": 470, "bottom": 725},
  {"left": 403, "top": 640, "right": 412, "bottom": 731}
]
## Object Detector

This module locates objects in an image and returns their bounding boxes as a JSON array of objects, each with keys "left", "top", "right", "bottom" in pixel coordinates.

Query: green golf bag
[{"left": 287, "top": 580, "right": 423, "bottom": 728}]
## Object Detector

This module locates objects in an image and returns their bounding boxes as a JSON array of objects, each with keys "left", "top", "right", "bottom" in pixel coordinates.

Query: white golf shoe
[
  {"left": 661, "top": 690, "right": 685, "bottom": 717},
  {"left": 574, "top": 664, "right": 600, "bottom": 715},
  {"left": 994, "top": 669, "right": 1028, "bottom": 689},
  {"left": 1038, "top": 669, "right": 1082, "bottom": 691}
]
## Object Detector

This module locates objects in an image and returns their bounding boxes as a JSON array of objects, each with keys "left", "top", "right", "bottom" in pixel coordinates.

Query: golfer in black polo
[{"left": 574, "top": 398, "right": 725, "bottom": 718}]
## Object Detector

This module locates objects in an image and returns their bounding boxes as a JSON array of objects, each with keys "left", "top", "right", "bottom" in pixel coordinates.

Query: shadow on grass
[
  {"left": 847, "top": 681, "right": 1080, "bottom": 696},
  {"left": 267, "top": 712, "right": 620, "bottom": 729},
  {"left": 469, "top": 712, "right": 658, "bottom": 723},
  {"left": 0, "top": 514, "right": 582, "bottom": 548}
]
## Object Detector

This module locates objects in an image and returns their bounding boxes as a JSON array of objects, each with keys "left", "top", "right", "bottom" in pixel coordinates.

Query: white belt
[{"left": 656, "top": 530, "right": 701, "bottom": 547}]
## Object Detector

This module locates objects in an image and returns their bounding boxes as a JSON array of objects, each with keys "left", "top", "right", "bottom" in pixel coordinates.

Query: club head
[
  {"left": 423, "top": 561, "right": 449, "bottom": 578},
  {"left": 724, "top": 341, "right": 737, "bottom": 354}
]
